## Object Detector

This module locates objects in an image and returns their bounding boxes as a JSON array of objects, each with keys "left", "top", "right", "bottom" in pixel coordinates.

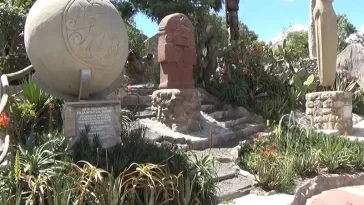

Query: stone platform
[
  {"left": 306, "top": 91, "right": 353, "bottom": 133},
  {"left": 139, "top": 104, "right": 265, "bottom": 150}
]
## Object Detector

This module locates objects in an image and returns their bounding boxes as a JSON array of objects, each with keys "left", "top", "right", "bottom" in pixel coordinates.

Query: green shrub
[
  {"left": 237, "top": 126, "right": 364, "bottom": 193},
  {"left": 0, "top": 125, "right": 218, "bottom": 205}
]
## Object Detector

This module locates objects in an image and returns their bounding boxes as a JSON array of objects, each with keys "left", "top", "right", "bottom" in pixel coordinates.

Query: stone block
[
  {"left": 305, "top": 91, "right": 353, "bottom": 133},
  {"left": 152, "top": 89, "right": 202, "bottom": 133},
  {"left": 63, "top": 100, "right": 122, "bottom": 149}
]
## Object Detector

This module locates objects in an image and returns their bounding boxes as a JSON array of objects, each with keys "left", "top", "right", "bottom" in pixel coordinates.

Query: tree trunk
[{"left": 308, "top": 0, "right": 317, "bottom": 59}]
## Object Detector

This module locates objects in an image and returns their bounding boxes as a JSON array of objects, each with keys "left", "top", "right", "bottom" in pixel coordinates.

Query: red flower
[
  {"left": 127, "top": 84, "right": 132, "bottom": 93},
  {"left": 249, "top": 49, "right": 254, "bottom": 55},
  {"left": 243, "top": 68, "right": 249, "bottom": 75},
  {"left": 0, "top": 112, "right": 9, "bottom": 127},
  {"left": 344, "top": 130, "right": 349, "bottom": 137},
  {"left": 263, "top": 150, "right": 269, "bottom": 156}
]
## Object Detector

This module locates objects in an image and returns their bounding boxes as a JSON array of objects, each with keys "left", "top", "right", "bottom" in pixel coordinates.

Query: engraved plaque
[{"left": 75, "top": 106, "right": 116, "bottom": 140}]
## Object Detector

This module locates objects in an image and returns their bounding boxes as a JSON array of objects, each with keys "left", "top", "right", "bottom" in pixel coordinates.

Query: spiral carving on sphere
[{"left": 62, "top": 0, "right": 126, "bottom": 69}]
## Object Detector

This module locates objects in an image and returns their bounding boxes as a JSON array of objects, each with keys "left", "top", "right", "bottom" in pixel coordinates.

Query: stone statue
[
  {"left": 24, "top": 0, "right": 129, "bottom": 101},
  {"left": 157, "top": 13, "right": 196, "bottom": 89},
  {"left": 313, "top": 0, "right": 338, "bottom": 86},
  {"left": 226, "top": 0, "right": 240, "bottom": 41}
]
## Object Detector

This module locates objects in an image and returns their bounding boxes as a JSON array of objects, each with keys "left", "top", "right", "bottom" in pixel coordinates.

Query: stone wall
[
  {"left": 306, "top": 91, "right": 352, "bottom": 132},
  {"left": 298, "top": 58, "right": 318, "bottom": 75},
  {"left": 152, "top": 89, "right": 202, "bottom": 133}
]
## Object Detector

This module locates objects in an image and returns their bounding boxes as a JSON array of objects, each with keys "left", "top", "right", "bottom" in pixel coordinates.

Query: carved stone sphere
[{"left": 24, "top": 0, "right": 129, "bottom": 96}]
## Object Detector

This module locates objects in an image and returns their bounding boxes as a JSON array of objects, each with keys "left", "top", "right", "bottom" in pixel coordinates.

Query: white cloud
[{"left": 269, "top": 24, "right": 308, "bottom": 44}]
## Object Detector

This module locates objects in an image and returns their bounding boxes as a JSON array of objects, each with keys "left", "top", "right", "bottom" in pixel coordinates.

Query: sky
[{"left": 134, "top": 0, "right": 364, "bottom": 43}]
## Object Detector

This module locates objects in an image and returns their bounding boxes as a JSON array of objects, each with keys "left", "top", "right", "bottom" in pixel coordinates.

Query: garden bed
[{"left": 236, "top": 126, "right": 364, "bottom": 194}]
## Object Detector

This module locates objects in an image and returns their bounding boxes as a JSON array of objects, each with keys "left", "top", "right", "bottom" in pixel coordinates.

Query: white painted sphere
[{"left": 24, "top": 0, "right": 128, "bottom": 96}]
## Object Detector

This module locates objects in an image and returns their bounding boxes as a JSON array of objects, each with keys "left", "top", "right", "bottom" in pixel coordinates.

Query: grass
[{"left": 237, "top": 125, "right": 364, "bottom": 193}]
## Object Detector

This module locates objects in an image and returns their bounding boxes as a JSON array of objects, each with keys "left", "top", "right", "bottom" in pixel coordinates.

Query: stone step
[
  {"left": 216, "top": 174, "right": 253, "bottom": 202},
  {"left": 208, "top": 110, "right": 235, "bottom": 120},
  {"left": 213, "top": 162, "right": 238, "bottom": 182},
  {"left": 201, "top": 104, "right": 216, "bottom": 114},
  {"left": 121, "top": 94, "right": 152, "bottom": 106},
  {"left": 208, "top": 123, "right": 266, "bottom": 149},
  {"left": 129, "top": 86, "right": 157, "bottom": 95},
  {"left": 123, "top": 105, "right": 156, "bottom": 119}
]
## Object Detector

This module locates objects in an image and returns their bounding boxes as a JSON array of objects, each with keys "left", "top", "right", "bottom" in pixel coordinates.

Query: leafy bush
[
  {"left": 0, "top": 125, "right": 218, "bottom": 204},
  {"left": 210, "top": 37, "right": 291, "bottom": 121},
  {"left": 237, "top": 126, "right": 364, "bottom": 193}
]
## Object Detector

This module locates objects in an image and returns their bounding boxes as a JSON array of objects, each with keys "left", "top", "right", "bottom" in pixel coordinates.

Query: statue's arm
[
  {"left": 158, "top": 44, "right": 175, "bottom": 63},
  {"left": 313, "top": 6, "right": 320, "bottom": 20}
]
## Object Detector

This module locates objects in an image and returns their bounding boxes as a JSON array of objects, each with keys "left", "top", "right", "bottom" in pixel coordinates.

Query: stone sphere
[{"left": 24, "top": 0, "right": 128, "bottom": 96}]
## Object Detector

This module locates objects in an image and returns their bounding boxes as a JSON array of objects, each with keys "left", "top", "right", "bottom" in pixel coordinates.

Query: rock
[
  {"left": 152, "top": 89, "right": 202, "bottom": 133},
  {"left": 336, "top": 44, "right": 364, "bottom": 87},
  {"left": 306, "top": 91, "right": 353, "bottom": 133},
  {"left": 24, "top": 0, "right": 128, "bottom": 98}
]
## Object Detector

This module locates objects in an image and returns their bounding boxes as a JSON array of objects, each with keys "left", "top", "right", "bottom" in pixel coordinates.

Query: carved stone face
[{"left": 172, "top": 26, "right": 193, "bottom": 47}]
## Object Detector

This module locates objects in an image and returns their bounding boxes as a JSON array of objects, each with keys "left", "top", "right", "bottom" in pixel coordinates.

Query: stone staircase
[
  {"left": 120, "top": 84, "right": 157, "bottom": 120},
  {"left": 120, "top": 85, "right": 267, "bottom": 202},
  {"left": 193, "top": 146, "right": 257, "bottom": 203}
]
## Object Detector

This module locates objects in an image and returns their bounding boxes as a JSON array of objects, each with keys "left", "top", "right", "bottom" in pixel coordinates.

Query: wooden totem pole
[{"left": 226, "top": 0, "right": 240, "bottom": 41}]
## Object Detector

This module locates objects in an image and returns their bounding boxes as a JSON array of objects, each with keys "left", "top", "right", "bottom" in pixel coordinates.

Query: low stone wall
[
  {"left": 291, "top": 173, "right": 364, "bottom": 205},
  {"left": 299, "top": 58, "right": 318, "bottom": 75},
  {"left": 306, "top": 91, "right": 353, "bottom": 133},
  {"left": 151, "top": 89, "right": 202, "bottom": 133}
]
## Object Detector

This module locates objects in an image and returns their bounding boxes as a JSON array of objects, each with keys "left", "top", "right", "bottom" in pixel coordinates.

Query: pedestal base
[
  {"left": 306, "top": 91, "right": 353, "bottom": 133},
  {"left": 152, "top": 89, "right": 202, "bottom": 133},
  {"left": 63, "top": 100, "right": 122, "bottom": 149}
]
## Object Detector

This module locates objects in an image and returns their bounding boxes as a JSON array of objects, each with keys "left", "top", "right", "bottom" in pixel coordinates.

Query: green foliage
[
  {"left": 284, "top": 30, "right": 309, "bottom": 61},
  {"left": 0, "top": 125, "right": 218, "bottom": 205},
  {"left": 0, "top": 3, "right": 29, "bottom": 76},
  {"left": 10, "top": 77, "right": 63, "bottom": 143},
  {"left": 237, "top": 126, "right": 364, "bottom": 193},
  {"left": 337, "top": 14, "right": 357, "bottom": 52},
  {"left": 288, "top": 74, "right": 317, "bottom": 109},
  {"left": 214, "top": 69, "right": 249, "bottom": 107},
  {"left": 128, "top": 0, "right": 222, "bottom": 23},
  {"left": 126, "top": 23, "right": 147, "bottom": 56}
]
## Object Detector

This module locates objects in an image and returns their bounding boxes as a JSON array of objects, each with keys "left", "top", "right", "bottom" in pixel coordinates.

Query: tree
[
  {"left": 285, "top": 30, "right": 309, "bottom": 61},
  {"left": 337, "top": 14, "right": 357, "bottom": 52},
  {"left": 308, "top": 0, "right": 316, "bottom": 58}
]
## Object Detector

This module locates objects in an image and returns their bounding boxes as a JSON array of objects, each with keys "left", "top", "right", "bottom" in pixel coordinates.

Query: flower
[
  {"left": 266, "top": 120, "right": 270, "bottom": 127},
  {"left": 258, "top": 135, "right": 263, "bottom": 140},
  {"left": 0, "top": 112, "right": 9, "bottom": 127},
  {"left": 251, "top": 145, "right": 257, "bottom": 151},
  {"left": 253, "top": 137, "right": 257, "bottom": 142},
  {"left": 263, "top": 150, "right": 269, "bottom": 156},
  {"left": 127, "top": 84, "right": 132, "bottom": 93},
  {"left": 272, "top": 142, "right": 277, "bottom": 148},
  {"left": 344, "top": 130, "right": 349, "bottom": 137},
  {"left": 243, "top": 67, "right": 249, "bottom": 75}
]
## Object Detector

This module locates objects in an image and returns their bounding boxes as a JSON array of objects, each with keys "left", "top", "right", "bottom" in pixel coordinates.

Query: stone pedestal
[
  {"left": 306, "top": 91, "right": 353, "bottom": 133},
  {"left": 63, "top": 100, "right": 122, "bottom": 149},
  {"left": 152, "top": 89, "right": 202, "bottom": 133}
]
